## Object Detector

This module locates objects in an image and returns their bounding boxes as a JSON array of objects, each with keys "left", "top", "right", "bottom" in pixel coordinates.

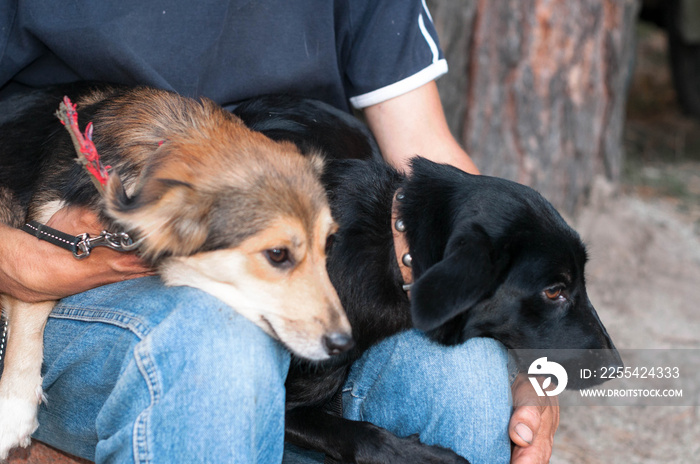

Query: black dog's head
[{"left": 403, "top": 158, "right": 621, "bottom": 388}]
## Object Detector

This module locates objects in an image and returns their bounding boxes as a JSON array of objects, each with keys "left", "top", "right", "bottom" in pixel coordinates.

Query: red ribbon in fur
[{"left": 55, "top": 96, "right": 111, "bottom": 193}]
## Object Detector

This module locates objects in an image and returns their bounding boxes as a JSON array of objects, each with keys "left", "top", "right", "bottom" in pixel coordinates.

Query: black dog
[{"left": 234, "top": 95, "right": 623, "bottom": 463}]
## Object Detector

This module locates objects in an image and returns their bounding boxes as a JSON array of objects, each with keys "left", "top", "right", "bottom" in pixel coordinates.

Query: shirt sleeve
[{"left": 338, "top": 0, "right": 448, "bottom": 109}]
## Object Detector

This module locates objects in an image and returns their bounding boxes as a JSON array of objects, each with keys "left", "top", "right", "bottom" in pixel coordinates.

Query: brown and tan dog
[{"left": 0, "top": 83, "right": 352, "bottom": 458}]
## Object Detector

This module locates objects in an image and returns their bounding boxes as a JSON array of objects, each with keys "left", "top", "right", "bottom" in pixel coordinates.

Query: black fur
[
  {"left": 231, "top": 94, "right": 381, "bottom": 162},
  {"left": 234, "top": 96, "right": 622, "bottom": 463},
  {"left": 0, "top": 83, "right": 141, "bottom": 229}
]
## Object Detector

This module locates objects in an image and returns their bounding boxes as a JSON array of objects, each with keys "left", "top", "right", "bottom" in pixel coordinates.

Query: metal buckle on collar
[
  {"left": 0, "top": 315, "right": 7, "bottom": 369},
  {"left": 73, "top": 230, "right": 140, "bottom": 259},
  {"left": 391, "top": 189, "right": 413, "bottom": 295}
]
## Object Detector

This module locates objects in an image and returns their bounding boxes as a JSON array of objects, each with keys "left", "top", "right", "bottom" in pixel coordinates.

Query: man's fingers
[
  {"left": 48, "top": 206, "right": 153, "bottom": 275},
  {"left": 46, "top": 206, "right": 102, "bottom": 234},
  {"left": 511, "top": 438, "right": 553, "bottom": 464},
  {"left": 510, "top": 373, "right": 546, "bottom": 447},
  {"left": 89, "top": 247, "right": 152, "bottom": 274},
  {"left": 510, "top": 404, "right": 558, "bottom": 463},
  {"left": 509, "top": 405, "right": 540, "bottom": 447},
  {"left": 509, "top": 373, "right": 560, "bottom": 463}
]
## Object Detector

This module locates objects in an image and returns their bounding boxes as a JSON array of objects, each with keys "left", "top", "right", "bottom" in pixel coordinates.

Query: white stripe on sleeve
[
  {"left": 418, "top": 13, "right": 440, "bottom": 64},
  {"left": 349, "top": 59, "right": 448, "bottom": 109}
]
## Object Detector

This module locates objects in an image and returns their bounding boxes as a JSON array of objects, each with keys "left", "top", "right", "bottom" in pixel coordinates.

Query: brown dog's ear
[
  {"left": 105, "top": 173, "right": 211, "bottom": 260},
  {"left": 410, "top": 227, "right": 502, "bottom": 332}
]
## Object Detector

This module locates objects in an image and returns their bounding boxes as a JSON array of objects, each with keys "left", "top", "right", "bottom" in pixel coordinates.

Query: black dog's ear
[{"left": 410, "top": 227, "right": 502, "bottom": 332}]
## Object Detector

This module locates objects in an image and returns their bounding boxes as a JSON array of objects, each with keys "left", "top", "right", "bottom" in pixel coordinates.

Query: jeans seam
[
  {"left": 50, "top": 306, "right": 152, "bottom": 339},
  {"left": 132, "top": 340, "right": 161, "bottom": 464}
]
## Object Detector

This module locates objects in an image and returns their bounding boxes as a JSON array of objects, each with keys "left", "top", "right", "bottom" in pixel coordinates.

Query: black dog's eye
[
  {"left": 544, "top": 285, "right": 566, "bottom": 301},
  {"left": 265, "top": 248, "right": 293, "bottom": 268}
]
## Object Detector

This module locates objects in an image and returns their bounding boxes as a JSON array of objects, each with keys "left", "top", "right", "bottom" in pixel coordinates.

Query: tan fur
[
  {"left": 161, "top": 214, "right": 346, "bottom": 360},
  {"left": 97, "top": 90, "right": 329, "bottom": 262},
  {"left": 0, "top": 86, "right": 350, "bottom": 457}
]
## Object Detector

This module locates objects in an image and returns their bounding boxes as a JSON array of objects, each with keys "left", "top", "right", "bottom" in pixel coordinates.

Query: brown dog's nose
[{"left": 323, "top": 332, "right": 355, "bottom": 355}]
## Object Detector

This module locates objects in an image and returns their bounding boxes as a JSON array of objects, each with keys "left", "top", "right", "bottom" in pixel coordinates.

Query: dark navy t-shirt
[{"left": 0, "top": 0, "right": 447, "bottom": 111}]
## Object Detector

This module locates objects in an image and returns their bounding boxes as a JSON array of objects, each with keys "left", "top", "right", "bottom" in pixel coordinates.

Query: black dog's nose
[
  {"left": 323, "top": 332, "right": 355, "bottom": 355},
  {"left": 607, "top": 348, "right": 624, "bottom": 371}
]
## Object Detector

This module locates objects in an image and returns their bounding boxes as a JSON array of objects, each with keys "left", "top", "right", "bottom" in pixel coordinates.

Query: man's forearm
[{"left": 363, "top": 81, "right": 480, "bottom": 175}]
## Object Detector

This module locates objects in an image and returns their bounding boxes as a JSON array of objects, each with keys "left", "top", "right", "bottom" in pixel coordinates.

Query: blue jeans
[{"left": 29, "top": 277, "right": 511, "bottom": 463}]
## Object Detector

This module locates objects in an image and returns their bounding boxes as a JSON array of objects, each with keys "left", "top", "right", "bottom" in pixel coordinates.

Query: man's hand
[
  {"left": 509, "top": 374, "right": 560, "bottom": 464},
  {"left": 0, "top": 207, "right": 153, "bottom": 302}
]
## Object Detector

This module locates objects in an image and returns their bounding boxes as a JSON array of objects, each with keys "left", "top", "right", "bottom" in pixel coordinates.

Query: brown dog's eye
[
  {"left": 325, "top": 234, "right": 336, "bottom": 255},
  {"left": 266, "top": 248, "right": 292, "bottom": 267},
  {"left": 544, "top": 286, "right": 564, "bottom": 300}
]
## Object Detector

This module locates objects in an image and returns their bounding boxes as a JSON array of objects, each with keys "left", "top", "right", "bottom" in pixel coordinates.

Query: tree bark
[{"left": 428, "top": 0, "right": 640, "bottom": 214}]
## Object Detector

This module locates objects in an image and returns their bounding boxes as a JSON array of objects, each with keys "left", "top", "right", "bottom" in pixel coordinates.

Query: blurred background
[{"left": 427, "top": 1, "right": 699, "bottom": 462}]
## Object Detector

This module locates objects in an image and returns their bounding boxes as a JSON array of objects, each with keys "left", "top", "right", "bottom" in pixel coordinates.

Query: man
[{"left": 0, "top": 1, "right": 557, "bottom": 462}]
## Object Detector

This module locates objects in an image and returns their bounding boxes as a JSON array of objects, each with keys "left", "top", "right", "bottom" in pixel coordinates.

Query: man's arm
[
  {"left": 0, "top": 207, "right": 153, "bottom": 302},
  {"left": 363, "top": 81, "right": 479, "bottom": 174},
  {"left": 363, "top": 81, "right": 559, "bottom": 464}
]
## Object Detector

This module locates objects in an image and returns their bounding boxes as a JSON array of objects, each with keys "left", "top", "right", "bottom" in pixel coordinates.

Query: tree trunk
[{"left": 427, "top": 0, "right": 640, "bottom": 214}]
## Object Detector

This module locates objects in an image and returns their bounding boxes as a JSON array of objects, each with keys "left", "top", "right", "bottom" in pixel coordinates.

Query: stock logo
[{"left": 528, "top": 357, "right": 568, "bottom": 397}]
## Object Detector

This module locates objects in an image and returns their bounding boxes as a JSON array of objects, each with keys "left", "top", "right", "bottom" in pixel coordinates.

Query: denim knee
[
  {"left": 437, "top": 337, "right": 512, "bottom": 463},
  {"left": 82, "top": 282, "right": 291, "bottom": 463},
  {"left": 136, "top": 285, "right": 290, "bottom": 397},
  {"left": 344, "top": 331, "right": 511, "bottom": 464},
  {"left": 36, "top": 278, "right": 291, "bottom": 462}
]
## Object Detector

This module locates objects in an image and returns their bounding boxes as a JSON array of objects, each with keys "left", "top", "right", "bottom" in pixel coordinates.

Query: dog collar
[
  {"left": 391, "top": 189, "right": 413, "bottom": 294},
  {"left": 0, "top": 315, "right": 7, "bottom": 367}
]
